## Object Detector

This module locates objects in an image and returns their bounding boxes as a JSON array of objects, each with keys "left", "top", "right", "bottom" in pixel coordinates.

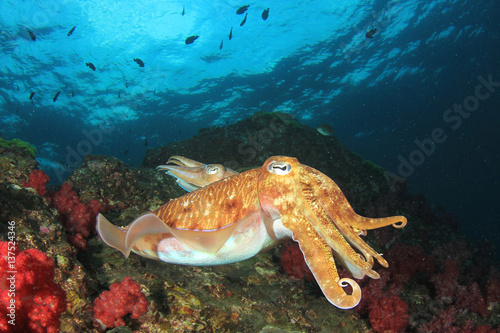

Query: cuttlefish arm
[
  {"left": 286, "top": 213, "right": 362, "bottom": 309},
  {"left": 157, "top": 156, "right": 239, "bottom": 192}
]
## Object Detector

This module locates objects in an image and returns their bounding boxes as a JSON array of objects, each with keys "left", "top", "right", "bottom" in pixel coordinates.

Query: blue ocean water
[{"left": 1, "top": 0, "right": 499, "bottom": 245}]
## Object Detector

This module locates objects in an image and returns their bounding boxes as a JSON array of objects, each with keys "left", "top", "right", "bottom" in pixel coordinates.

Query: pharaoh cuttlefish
[{"left": 97, "top": 156, "right": 406, "bottom": 309}]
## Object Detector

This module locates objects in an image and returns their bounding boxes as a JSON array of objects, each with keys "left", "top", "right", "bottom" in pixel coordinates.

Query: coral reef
[{"left": 0, "top": 112, "right": 498, "bottom": 332}]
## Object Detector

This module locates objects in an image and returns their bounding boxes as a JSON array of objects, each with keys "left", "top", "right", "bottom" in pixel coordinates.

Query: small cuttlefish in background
[
  {"left": 67, "top": 26, "right": 76, "bottom": 36},
  {"left": 236, "top": 5, "right": 249, "bottom": 14},
  {"left": 182, "top": 5, "right": 185, "bottom": 16},
  {"left": 366, "top": 28, "right": 377, "bottom": 38},
  {"left": 185, "top": 35, "right": 199, "bottom": 44},
  {"left": 240, "top": 13, "right": 248, "bottom": 26},
  {"left": 86, "top": 62, "right": 96, "bottom": 71},
  {"left": 220, "top": 40, "right": 223, "bottom": 50},
  {"left": 262, "top": 8, "right": 270, "bottom": 20},
  {"left": 134, "top": 58, "right": 145, "bottom": 67},
  {"left": 53, "top": 91, "right": 61, "bottom": 102},
  {"left": 27, "top": 29, "right": 36, "bottom": 41},
  {"left": 229, "top": 27, "right": 233, "bottom": 40},
  {"left": 29, "top": 92, "right": 35, "bottom": 100}
]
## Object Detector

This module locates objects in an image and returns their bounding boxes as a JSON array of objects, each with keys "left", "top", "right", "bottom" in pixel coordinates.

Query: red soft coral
[
  {"left": 23, "top": 169, "right": 50, "bottom": 197},
  {"left": 368, "top": 295, "right": 409, "bottom": 333},
  {"left": 0, "top": 243, "right": 67, "bottom": 333},
  {"left": 386, "top": 244, "right": 436, "bottom": 288},
  {"left": 51, "top": 183, "right": 103, "bottom": 251},
  {"left": 280, "top": 241, "right": 314, "bottom": 281},
  {"left": 430, "top": 259, "right": 460, "bottom": 303},
  {"left": 93, "top": 276, "right": 148, "bottom": 328},
  {"left": 456, "top": 283, "right": 488, "bottom": 318}
]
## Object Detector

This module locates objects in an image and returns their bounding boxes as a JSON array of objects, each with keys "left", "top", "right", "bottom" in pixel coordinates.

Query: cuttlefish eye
[
  {"left": 206, "top": 165, "right": 220, "bottom": 174},
  {"left": 268, "top": 161, "right": 292, "bottom": 175}
]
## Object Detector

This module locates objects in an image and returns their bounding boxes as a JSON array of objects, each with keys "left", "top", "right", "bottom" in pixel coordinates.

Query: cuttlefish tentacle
[
  {"left": 303, "top": 166, "right": 407, "bottom": 230},
  {"left": 299, "top": 174, "right": 380, "bottom": 279},
  {"left": 301, "top": 167, "right": 388, "bottom": 268},
  {"left": 284, "top": 214, "right": 362, "bottom": 309}
]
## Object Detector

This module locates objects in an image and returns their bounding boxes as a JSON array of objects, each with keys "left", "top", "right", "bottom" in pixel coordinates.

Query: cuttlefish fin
[
  {"left": 96, "top": 213, "right": 126, "bottom": 255},
  {"left": 97, "top": 213, "right": 169, "bottom": 258},
  {"left": 163, "top": 212, "right": 259, "bottom": 254},
  {"left": 97, "top": 212, "right": 255, "bottom": 259}
]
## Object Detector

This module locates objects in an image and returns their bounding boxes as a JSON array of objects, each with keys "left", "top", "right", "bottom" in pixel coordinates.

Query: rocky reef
[{"left": 0, "top": 112, "right": 499, "bottom": 332}]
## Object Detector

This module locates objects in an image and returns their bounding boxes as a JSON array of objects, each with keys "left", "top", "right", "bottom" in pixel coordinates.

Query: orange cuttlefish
[{"left": 97, "top": 156, "right": 407, "bottom": 309}]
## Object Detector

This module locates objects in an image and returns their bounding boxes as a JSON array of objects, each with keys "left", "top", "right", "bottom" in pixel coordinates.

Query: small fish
[
  {"left": 144, "top": 138, "right": 148, "bottom": 147},
  {"left": 134, "top": 58, "right": 145, "bottom": 67},
  {"left": 123, "top": 148, "right": 129, "bottom": 155},
  {"left": 71, "top": 91, "right": 74, "bottom": 97},
  {"left": 236, "top": 5, "right": 249, "bottom": 14},
  {"left": 118, "top": 91, "right": 121, "bottom": 98},
  {"left": 366, "top": 28, "right": 377, "bottom": 38},
  {"left": 153, "top": 89, "right": 156, "bottom": 95},
  {"left": 240, "top": 13, "right": 247, "bottom": 26},
  {"left": 67, "top": 26, "right": 76, "bottom": 36},
  {"left": 262, "top": 8, "right": 270, "bottom": 20},
  {"left": 317, "top": 124, "right": 334, "bottom": 136},
  {"left": 182, "top": 5, "right": 185, "bottom": 16},
  {"left": 29, "top": 92, "right": 35, "bottom": 100},
  {"left": 125, "top": 82, "right": 128, "bottom": 88},
  {"left": 185, "top": 35, "right": 199, "bottom": 44},
  {"left": 219, "top": 40, "right": 223, "bottom": 50},
  {"left": 53, "top": 91, "right": 61, "bottom": 102},
  {"left": 86, "top": 62, "right": 96, "bottom": 71},
  {"left": 229, "top": 27, "right": 233, "bottom": 40},
  {"left": 129, "top": 128, "right": 132, "bottom": 134},
  {"left": 27, "top": 29, "right": 36, "bottom": 41}
]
